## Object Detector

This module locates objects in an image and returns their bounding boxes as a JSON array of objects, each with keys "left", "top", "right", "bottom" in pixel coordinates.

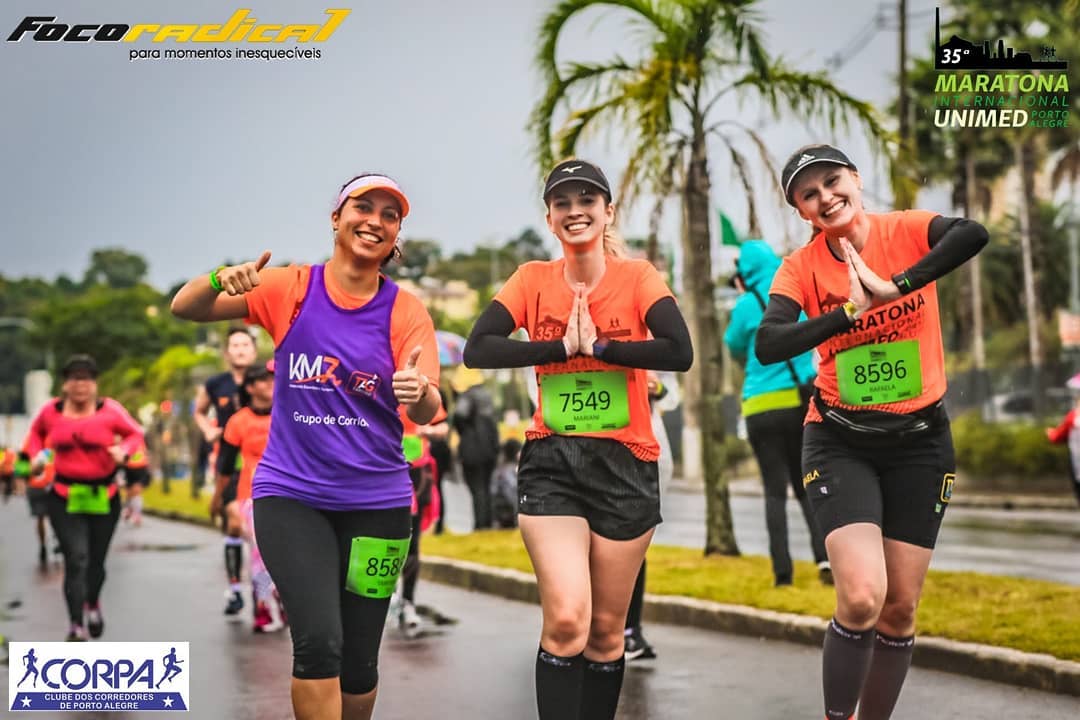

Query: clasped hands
[
  {"left": 562, "top": 283, "right": 598, "bottom": 358},
  {"left": 839, "top": 238, "right": 902, "bottom": 317}
]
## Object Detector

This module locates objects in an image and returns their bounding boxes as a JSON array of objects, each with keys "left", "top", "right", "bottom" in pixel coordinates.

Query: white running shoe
[{"left": 400, "top": 600, "right": 421, "bottom": 638}]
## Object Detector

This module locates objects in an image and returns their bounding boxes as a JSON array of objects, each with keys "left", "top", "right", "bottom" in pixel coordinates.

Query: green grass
[
  {"left": 424, "top": 531, "right": 1080, "bottom": 662},
  {"left": 141, "top": 479, "right": 215, "bottom": 524},
  {"left": 144, "top": 480, "right": 1080, "bottom": 662}
]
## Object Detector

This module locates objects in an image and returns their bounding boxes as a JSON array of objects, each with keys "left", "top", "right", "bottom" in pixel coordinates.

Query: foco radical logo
[{"left": 7, "top": 8, "right": 349, "bottom": 44}]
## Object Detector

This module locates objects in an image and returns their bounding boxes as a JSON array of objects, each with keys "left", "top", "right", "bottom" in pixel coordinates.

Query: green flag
[{"left": 718, "top": 210, "right": 741, "bottom": 247}]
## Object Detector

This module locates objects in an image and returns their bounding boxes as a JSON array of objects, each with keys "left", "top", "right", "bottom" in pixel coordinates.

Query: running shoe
[
  {"left": 252, "top": 597, "right": 286, "bottom": 633},
  {"left": 66, "top": 625, "right": 88, "bottom": 642},
  {"left": 818, "top": 561, "right": 834, "bottom": 586},
  {"left": 38, "top": 544, "right": 47, "bottom": 569},
  {"left": 223, "top": 590, "right": 244, "bottom": 618},
  {"left": 399, "top": 600, "right": 421, "bottom": 638},
  {"left": 85, "top": 604, "right": 104, "bottom": 639},
  {"left": 624, "top": 626, "right": 657, "bottom": 660}
]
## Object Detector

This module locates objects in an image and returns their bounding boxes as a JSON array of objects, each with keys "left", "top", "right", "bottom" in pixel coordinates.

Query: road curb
[{"left": 421, "top": 556, "right": 1080, "bottom": 697}]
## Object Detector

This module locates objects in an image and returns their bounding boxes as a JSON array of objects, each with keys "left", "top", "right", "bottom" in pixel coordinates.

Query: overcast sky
[{"left": 1, "top": 0, "right": 945, "bottom": 290}]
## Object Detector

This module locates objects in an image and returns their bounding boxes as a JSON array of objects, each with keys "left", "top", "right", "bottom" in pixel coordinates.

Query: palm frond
[{"left": 531, "top": 0, "right": 680, "bottom": 170}]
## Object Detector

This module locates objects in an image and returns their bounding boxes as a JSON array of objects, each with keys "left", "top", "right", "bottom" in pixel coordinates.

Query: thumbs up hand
[
  {"left": 215, "top": 250, "right": 272, "bottom": 296},
  {"left": 393, "top": 345, "right": 430, "bottom": 405}
]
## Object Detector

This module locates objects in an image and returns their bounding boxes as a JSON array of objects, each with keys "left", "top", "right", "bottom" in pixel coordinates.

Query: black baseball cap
[
  {"left": 61, "top": 354, "right": 98, "bottom": 379},
  {"left": 781, "top": 145, "right": 857, "bottom": 206},
  {"left": 239, "top": 361, "right": 274, "bottom": 407},
  {"left": 243, "top": 360, "right": 274, "bottom": 384},
  {"left": 542, "top": 159, "right": 612, "bottom": 202}
]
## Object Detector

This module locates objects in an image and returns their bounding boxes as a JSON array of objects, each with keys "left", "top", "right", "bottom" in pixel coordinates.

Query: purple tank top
[{"left": 253, "top": 264, "right": 411, "bottom": 510}]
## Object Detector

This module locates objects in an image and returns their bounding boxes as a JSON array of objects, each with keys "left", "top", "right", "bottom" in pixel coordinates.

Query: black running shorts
[
  {"left": 517, "top": 435, "right": 661, "bottom": 541},
  {"left": 801, "top": 419, "right": 956, "bottom": 549}
]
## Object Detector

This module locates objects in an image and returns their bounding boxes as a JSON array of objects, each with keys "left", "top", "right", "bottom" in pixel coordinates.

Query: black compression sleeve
[
  {"left": 216, "top": 441, "right": 239, "bottom": 477},
  {"left": 894, "top": 215, "right": 988, "bottom": 293},
  {"left": 463, "top": 301, "right": 568, "bottom": 369},
  {"left": 598, "top": 297, "right": 693, "bottom": 371},
  {"left": 756, "top": 294, "right": 851, "bottom": 365}
]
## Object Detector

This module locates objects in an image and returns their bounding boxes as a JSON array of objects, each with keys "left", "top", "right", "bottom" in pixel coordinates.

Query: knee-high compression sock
[
  {"left": 224, "top": 537, "right": 243, "bottom": 590},
  {"left": 856, "top": 632, "right": 915, "bottom": 720},
  {"left": 580, "top": 655, "right": 625, "bottom": 720},
  {"left": 626, "top": 561, "right": 646, "bottom": 630},
  {"left": 536, "top": 646, "right": 583, "bottom": 720},
  {"left": 823, "top": 618, "right": 876, "bottom": 719}
]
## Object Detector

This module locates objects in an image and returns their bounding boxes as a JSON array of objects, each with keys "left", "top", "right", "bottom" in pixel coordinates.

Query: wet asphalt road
[{"left": 1, "top": 505, "right": 1078, "bottom": 719}]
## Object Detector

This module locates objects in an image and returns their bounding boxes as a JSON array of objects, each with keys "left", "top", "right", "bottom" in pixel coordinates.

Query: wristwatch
[
  {"left": 842, "top": 300, "right": 859, "bottom": 323},
  {"left": 892, "top": 271, "right": 913, "bottom": 295}
]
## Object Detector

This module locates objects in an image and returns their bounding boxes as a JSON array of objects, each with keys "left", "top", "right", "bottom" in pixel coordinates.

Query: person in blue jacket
[{"left": 724, "top": 240, "right": 831, "bottom": 587}]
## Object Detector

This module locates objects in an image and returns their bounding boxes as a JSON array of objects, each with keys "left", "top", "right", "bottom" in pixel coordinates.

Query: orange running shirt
[
  {"left": 770, "top": 210, "right": 943, "bottom": 420},
  {"left": 494, "top": 256, "right": 674, "bottom": 460},
  {"left": 222, "top": 407, "right": 271, "bottom": 502},
  {"left": 244, "top": 265, "right": 440, "bottom": 391}
]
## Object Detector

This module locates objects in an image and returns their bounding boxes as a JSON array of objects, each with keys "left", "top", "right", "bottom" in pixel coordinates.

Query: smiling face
[
  {"left": 331, "top": 189, "right": 403, "bottom": 265},
  {"left": 545, "top": 181, "right": 614, "bottom": 250},
  {"left": 790, "top": 163, "right": 864, "bottom": 234}
]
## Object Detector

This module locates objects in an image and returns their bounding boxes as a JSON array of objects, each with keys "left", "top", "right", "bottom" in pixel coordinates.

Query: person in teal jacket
[{"left": 724, "top": 239, "right": 830, "bottom": 586}]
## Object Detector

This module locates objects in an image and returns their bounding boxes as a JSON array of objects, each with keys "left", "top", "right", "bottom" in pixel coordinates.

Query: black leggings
[
  {"left": 46, "top": 490, "right": 122, "bottom": 625},
  {"left": 253, "top": 496, "right": 411, "bottom": 694},
  {"left": 746, "top": 406, "right": 828, "bottom": 580}
]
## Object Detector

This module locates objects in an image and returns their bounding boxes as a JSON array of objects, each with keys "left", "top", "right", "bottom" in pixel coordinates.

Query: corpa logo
[
  {"left": 289, "top": 352, "right": 342, "bottom": 386},
  {"left": 9, "top": 642, "right": 189, "bottom": 712}
]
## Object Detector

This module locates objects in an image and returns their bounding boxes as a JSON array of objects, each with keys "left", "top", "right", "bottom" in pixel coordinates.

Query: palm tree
[{"left": 531, "top": 0, "right": 891, "bottom": 555}]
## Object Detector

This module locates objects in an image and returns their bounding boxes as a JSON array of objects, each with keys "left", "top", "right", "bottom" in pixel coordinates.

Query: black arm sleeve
[
  {"left": 599, "top": 297, "right": 693, "bottom": 371},
  {"left": 215, "top": 441, "right": 240, "bottom": 477},
  {"left": 897, "top": 215, "right": 988, "bottom": 293},
  {"left": 756, "top": 295, "right": 852, "bottom": 365},
  {"left": 463, "top": 301, "right": 569, "bottom": 369}
]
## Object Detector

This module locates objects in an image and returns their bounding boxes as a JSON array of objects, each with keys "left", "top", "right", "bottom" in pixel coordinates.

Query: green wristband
[{"left": 209, "top": 265, "right": 226, "bottom": 292}]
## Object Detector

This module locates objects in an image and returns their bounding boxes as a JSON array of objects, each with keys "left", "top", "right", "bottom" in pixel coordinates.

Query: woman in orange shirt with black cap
[
  {"left": 465, "top": 159, "right": 692, "bottom": 720},
  {"left": 758, "top": 144, "right": 988, "bottom": 720}
]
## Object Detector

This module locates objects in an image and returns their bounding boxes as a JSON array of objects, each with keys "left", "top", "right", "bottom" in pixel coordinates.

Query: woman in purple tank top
[{"left": 172, "top": 173, "right": 442, "bottom": 720}]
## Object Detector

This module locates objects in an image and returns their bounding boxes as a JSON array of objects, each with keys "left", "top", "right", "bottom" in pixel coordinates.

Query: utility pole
[{"left": 896, "top": 0, "right": 912, "bottom": 210}]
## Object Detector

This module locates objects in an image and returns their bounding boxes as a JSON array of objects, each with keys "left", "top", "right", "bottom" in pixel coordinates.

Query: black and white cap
[
  {"left": 542, "top": 159, "right": 612, "bottom": 201},
  {"left": 781, "top": 145, "right": 857, "bottom": 205}
]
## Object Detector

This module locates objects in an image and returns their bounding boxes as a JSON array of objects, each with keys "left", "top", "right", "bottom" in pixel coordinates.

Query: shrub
[{"left": 951, "top": 410, "right": 1069, "bottom": 478}]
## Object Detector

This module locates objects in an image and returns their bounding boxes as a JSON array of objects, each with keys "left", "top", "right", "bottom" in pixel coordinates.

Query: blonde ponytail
[{"left": 603, "top": 206, "right": 626, "bottom": 257}]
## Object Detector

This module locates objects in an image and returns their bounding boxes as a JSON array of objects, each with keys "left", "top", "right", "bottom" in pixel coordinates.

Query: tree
[
  {"left": 506, "top": 227, "right": 551, "bottom": 262},
  {"left": 387, "top": 238, "right": 442, "bottom": 280},
  {"left": 29, "top": 285, "right": 196, "bottom": 375},
  {"left": 82, "top": 248, "right": 149, "bottom": 289},
  {"left": 531, "top": 0, "right": 891, "bottom": 555}
]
